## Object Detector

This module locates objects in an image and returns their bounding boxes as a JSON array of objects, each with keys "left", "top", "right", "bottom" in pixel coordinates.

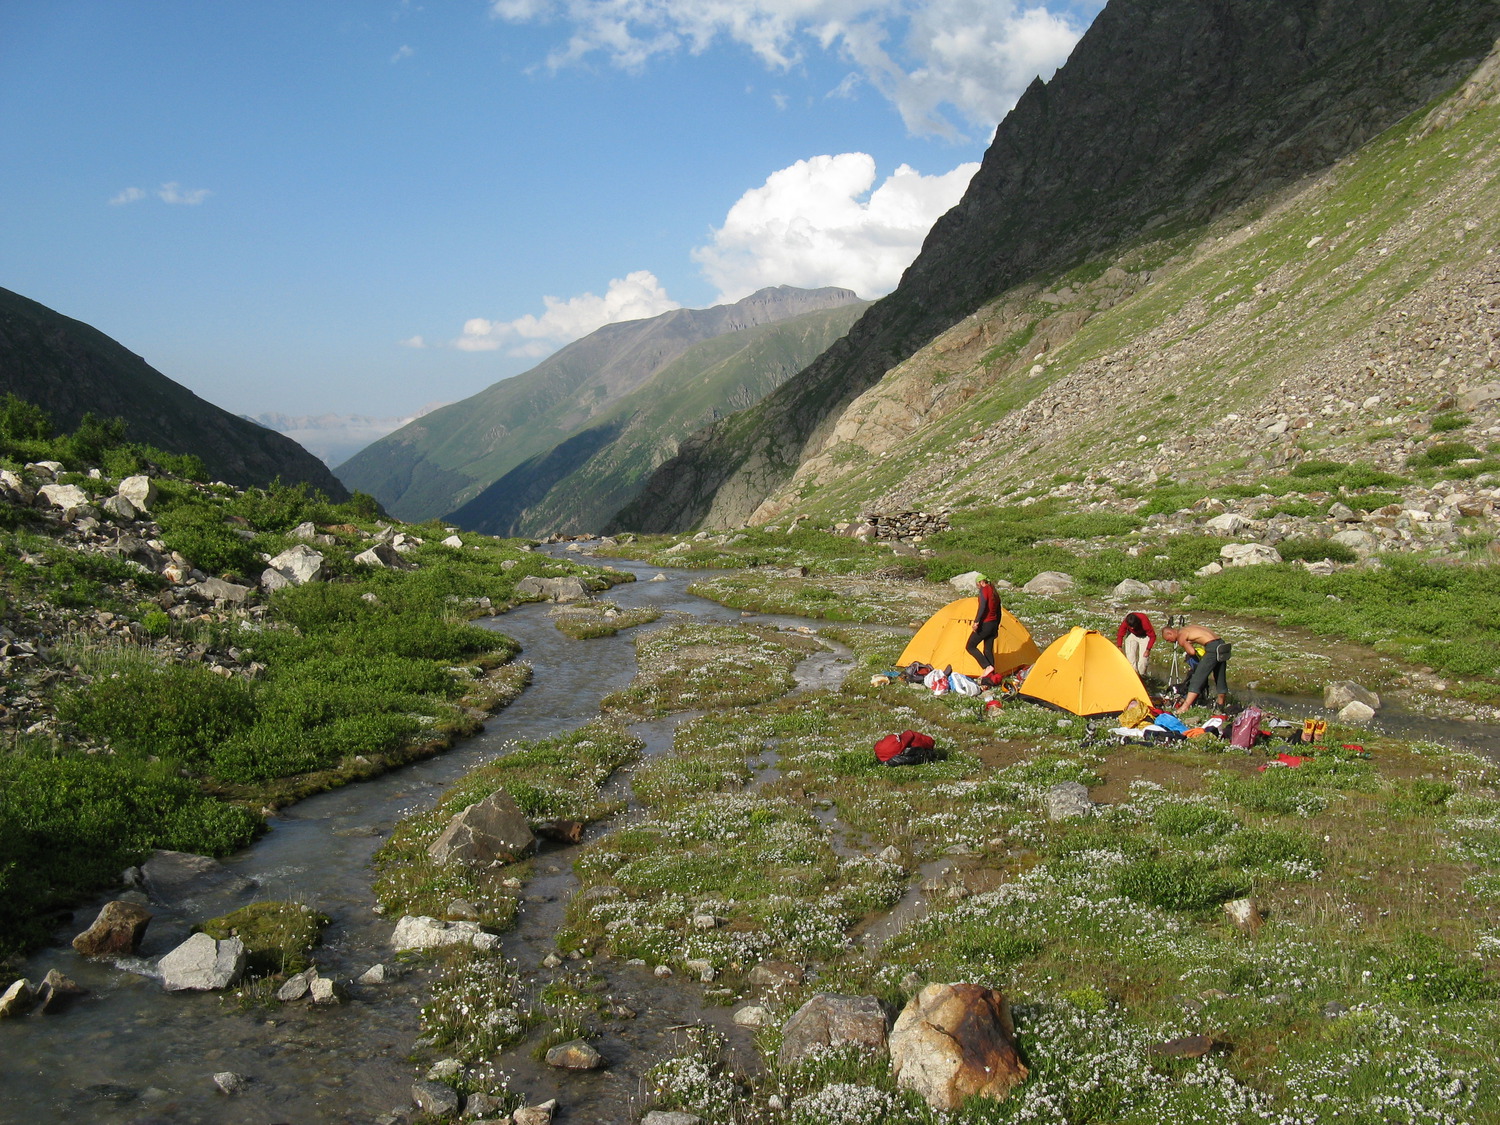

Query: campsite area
[{"left": 364, "top": 531, "right": 1500, "bottom": 1124}]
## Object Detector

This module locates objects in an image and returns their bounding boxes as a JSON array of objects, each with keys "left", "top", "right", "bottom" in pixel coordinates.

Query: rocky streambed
[{"left": 0, "top": 555, "right": 849, "bottom": 1124}]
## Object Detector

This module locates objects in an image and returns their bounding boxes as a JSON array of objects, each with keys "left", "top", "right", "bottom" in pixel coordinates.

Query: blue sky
[{"left": 1, "top": 0, "right": 1103, "bottom": 432}]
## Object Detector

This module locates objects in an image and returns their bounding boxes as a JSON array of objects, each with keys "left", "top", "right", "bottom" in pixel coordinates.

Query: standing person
[
  {"left": 1115, "top": 611, "right": 1156, "bottom": 676},
  {"left": 1161, "top": 623, "right": 1229, "bottom": 713},
  {"left": 965, "top": 575, "right": 1002, "bottom": 676}
]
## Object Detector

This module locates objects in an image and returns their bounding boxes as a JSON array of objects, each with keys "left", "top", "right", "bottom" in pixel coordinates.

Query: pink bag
[{"left": 1230, "top": 707, "right": 1264, "bottom": 750}]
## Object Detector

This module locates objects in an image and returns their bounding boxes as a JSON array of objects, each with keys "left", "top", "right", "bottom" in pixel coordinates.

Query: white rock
[
  {"left": 1338, "top": 700, "right": 1376, "bottom": 724},
  {"left": 158, "top": 933, "right": 247, "bottom": 991},
  {"left": 947, "top": 571, "right": 984, "bottom": 593},
  {"left": 1204, "top": 512, "right": 1251, "bottom": 535},
  {"left": 212, "top": 1071, "right": 246, "bottom": 1095},
  {"left": 117, "top": 475, "right": 158, "bottom": 511},
  {"left": 390, "top": 915, "right": 490, "bottom": 952},
  {"left": 1022, "top": 571, "right": 1075, "bottom": 595},
  {"left": 1220, "top": 542, "right": 1282, "bottom": 567},
  {"left": 733, "top": 1004, "right": 775, "bottom": 1028}
]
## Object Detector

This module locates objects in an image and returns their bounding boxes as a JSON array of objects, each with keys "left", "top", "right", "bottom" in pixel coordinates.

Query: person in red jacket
[
  {"left": 1115, "top": 611, "right": 1156, "bottom": 676},
  {"left": 966, "top": 576, "right": 1002, "bottom": 676}
]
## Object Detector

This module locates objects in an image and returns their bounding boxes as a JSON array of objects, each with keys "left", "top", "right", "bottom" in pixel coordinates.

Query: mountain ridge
[
  {"left": 336, "top": 285, "right": 864, "bottom": 523},
  {"left": 0, "top": 286, "right": 349, "bottom": 497},
  {"left": 613, "top": 0, "right": 1500, "bottom": 533}
]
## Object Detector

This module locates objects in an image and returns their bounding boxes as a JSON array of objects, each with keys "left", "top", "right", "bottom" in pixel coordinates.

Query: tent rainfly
[
  {"left": 898, "top": 597, "right": 1041, "bottom": 678},
  {"left": 1018, "top": 626, "right": 1151, "bottom": 717}
]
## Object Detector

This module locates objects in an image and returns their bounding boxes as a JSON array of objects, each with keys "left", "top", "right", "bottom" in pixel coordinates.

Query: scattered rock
[
  {"left": 140, "top": 850, "right": 253, "bottom": 905},
  {"left": 117, "top": 475, "right": 157, "bottom": 511},
  {"left": 391, "top": 916, "right": 496, "bottom": 952},
  {"left": 516, "top": 576, "right": 592, "bottom": 603},
  {"left": 1147, "top": 1034, "right": 1216, "bottom": 1059},
  {"left": 358, "top": 963, "right": 393, "bottom": 985},
  {"left": 411, "top": 1079, "right": 462, "bottom": 1117},
  {"left": 776, "top": 993, "right": 889, "bottom": 1069},
  {"left": 73, "top": 900, "right": 153, "bottom": 957},
  {"left": 1204, "top": 512, "right": 1251, "bottom": 535},
  {"left": 428, "top": 789, "right": 536, "bottom": 867},
  {"left": 0, "top": 978, "right": 35, "bottom": 1018},
  {"left": 947, "top": 570, "right": 984, "bottom": 592},
  {"left": 889, "top": 983, "right": 1029, "bottom": 1111},
  {"left": 265, "top": 544, "right": 325, "bottom": 586},
  {"left": 640, "top": 1112, "right": 702, "bottom": 1125},
  {"left": 1220, "top": 542, "right": 1282, "bottom": 567},
  {"left": 534, "top": 819, "right": 584, "bottom": 844},
  {"left": 545, "top": 1039, "right": 606, "bottom": 1070},
  {"left": 276, "top": 968, "right": 317, "bottom": 1001},
  {"left": 748, "top": 960, "right": 804, "bottom": 993},
  {"left": 1022, "top": 570, "right": 1075, "bottom": 595},
  {"left": 1324, "top": 681, "right": 1380, "bottom": 711},
  {"left": 1112, "top": 578, "right": 1155, "bottom": 599},
  {"left": 35, "top": 969, "right": 86, "bottom": 1013},
  {"left": 308, "top": 976, "right": 343, "bottom": 1004},
  {"left": 1046, "top": 781, "right": 1094, "bottom": 820},
  {"left": 1338, "top": 700, "right": 1377, "bottom": 724},
  {"left": 212, "top": 1071, "right": 246, "bottom": 1095},
  {"left": 157, "top": 933, "right": 247, "bottom": 992},
  {"left": 512, "top": 1098, "right": 558, "bottom": 1125},
  {"left": 733, "top": 1004, "right": 774, "bottom": 1028}
]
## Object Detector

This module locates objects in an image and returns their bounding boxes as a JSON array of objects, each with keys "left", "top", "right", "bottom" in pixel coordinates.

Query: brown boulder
[
  {"left": 428, "top": 788, "right": 536, "bottom": 867},
  {"left": 73, "top": 900, "right": 154, "bottom": 956},
  {"left": 889, "top": 983, "right": 1028, "bottom": 1110}
]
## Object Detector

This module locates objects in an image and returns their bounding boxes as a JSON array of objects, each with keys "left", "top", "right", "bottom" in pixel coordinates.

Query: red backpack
[{"left": 874, "top": 730, "right": 937, "bottom": 764}]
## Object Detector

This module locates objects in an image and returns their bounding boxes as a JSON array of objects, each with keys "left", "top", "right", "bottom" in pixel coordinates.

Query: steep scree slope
[{"left": 613, "top": 0, "right": 1500, "bottom": 533}]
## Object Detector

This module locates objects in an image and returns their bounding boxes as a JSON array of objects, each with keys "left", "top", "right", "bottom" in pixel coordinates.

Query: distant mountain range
[
  {"left": 335, "top": 286, "right": 867, "bottom": 530},
  {"left": 248, "top": 407, "right": 444, "bottom": 468},
  {"left": 0, "top": 286, "right": 349, "bottom": 498}
]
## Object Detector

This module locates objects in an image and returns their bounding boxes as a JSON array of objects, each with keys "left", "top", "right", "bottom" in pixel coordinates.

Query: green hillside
[
  {"left": 336, "top": 286, "right": 863, "bottom": 522},
  {"left": 448, "top": 301, "right": 867, "bottom": 536}
]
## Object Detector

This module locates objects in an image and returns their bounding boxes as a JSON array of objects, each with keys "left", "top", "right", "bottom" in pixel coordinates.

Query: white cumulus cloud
[
  {"left": 692, "top": 152, "right": 978, "bottom": 302},
  {"left": 109, "top": 187, "right": 146, "bottom": 205},
  {"left": 157, "top": 182, "right": 212, "bottom": 205},
  {"left": 488, "top": 0, "right": 1099, "bottom": 136},
  {"left": 453, "top": 270, "right": 681, "bottom": 353}
]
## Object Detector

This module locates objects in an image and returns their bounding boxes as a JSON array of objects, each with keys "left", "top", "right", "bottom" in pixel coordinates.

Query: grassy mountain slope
[
  {"left": 447, "top": 301, "right": 868, "bottom": 536},
  {"left": 754, "top": 49, "right": 1500, "bottom": 527},
  {"left": 613, "top": 0, "right": 1500, "bottom": 533},
  {"left": 336, "top": 286, "right": 863, "bottom": 523},
  {"left": 0, "top": 287, "right": 349, "bottom": 497}
]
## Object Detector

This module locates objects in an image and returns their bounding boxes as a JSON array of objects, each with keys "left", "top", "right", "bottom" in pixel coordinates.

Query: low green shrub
[
  {"left": 1373, "top": 933, "right": 1494, "bottom": 1004},
  {"left": 0, "top": 750, "right": 259, "bottom": 957},
  {"left": 1276, "top": 537, "right": 1358, "bottom": 564},
  {"left": 59, "top": 665, "right": 257, "bottom": 766},
  {"left": 200, "top": 901, "right": 329, "bottom": 975},
  {"left": 1113, "top": 855, "right": 1249, "bottom": 911},
  {"left": 1408, "top": 441, "right": 1480, "bottom": 469},
  {"left": 1429, "top": 412, "right": 1471, "bottom": 433},
  {"left": 1153, "top": 803, "right": 1238, "bottom": 838}
]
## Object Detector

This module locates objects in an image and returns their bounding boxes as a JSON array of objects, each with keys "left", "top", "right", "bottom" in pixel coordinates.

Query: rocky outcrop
[
  {"left": 390, "top": 915, "right": 500, "bottom": 953},
  {"left": 889, "top": 983, "right": 1028, "bottom": 1111},
  {"left": 615, "top": 0, "right": 1500, "bottom": 533}
]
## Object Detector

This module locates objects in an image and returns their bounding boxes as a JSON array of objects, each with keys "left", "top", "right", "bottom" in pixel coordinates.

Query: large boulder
[
  {"left": 428, "top": 789, "right": 536, "bottom": 867},
  {"left": 1112, "top": 578, "right": 1155, "bottom": 600},
  {"left": 947, "top": 571, "right": 984, "bottom": 593},
  {"left": 889, "top": 983, "right": 1028, "bottom": 1111},
  {"left": 1324, "top": 681, "right": 1380, "bottom": 711},
  {"left": 390, "top": 915, "right": 499, "bottom": 953},
  {"left": 117, "top": 475, "right": 158, "bottom": 512},
  {"left": 100, "top": 494, "right": 137, "bottom": 521},
  {"left": 516, "top": 575, "right": 592, "bottom": 603},
  {"left": 1330, "top": 528, "right": 1379, "bottom": 555},
  {"left": 1220, "top": 542, "right": 1282, "bottom": 567},
  {"left": 776, "top": 993, "right": 889, "bottom": 1069},
  {"left": 266, "top": 544, "right": 325, "bottom": 585},
  {"left": 73, "top": 900, "right": 154, "bottom": 957},
  {"left": 1338, "top": 700, "right": 1377, "bottom": 724},
  {"left": 37, "top": 483, "right": 93, "bottom": 519},
  {"left": 1021, "top": 571, "right": 1075, "bottom": 596},
  {"left": 158, "top": 933, "right": 247, "bottom": 991}
]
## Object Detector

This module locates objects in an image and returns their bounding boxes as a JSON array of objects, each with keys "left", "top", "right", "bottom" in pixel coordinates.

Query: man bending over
[{"left": 1161, "top": 623, "right": 1229, "bottom": 714}]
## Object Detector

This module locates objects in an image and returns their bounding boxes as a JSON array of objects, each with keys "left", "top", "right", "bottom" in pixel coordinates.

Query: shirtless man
[{"left": 1161, "top": 623, "right": 1229, "bottom": 714}]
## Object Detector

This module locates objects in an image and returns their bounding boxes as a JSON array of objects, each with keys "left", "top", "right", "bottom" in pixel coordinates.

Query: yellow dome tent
[
  {"left": 898, "top": 597, "right": 1041, "bottom": 678},
  {"left": 1018, "top": 626, "right": 1151, "bottom": 716}
]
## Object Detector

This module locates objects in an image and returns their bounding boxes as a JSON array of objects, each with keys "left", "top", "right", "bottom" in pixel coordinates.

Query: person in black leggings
[
  {"left": 966, "top": 576, "right": 1002, "bottom": 676},
  {"left": 1163, "top": 624, "right": 1229, "bottom": 713}
]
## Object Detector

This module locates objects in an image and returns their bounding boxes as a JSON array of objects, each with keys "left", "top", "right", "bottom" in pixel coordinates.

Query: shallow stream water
[{"left": 0, "top": 554, "right": 855, "bottom": 1125}]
